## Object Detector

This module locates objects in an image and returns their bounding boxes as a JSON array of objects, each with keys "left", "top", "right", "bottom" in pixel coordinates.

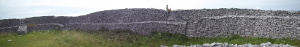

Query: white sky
[{"left": 0, "top": 0, "right": 299, "bottom": 19}]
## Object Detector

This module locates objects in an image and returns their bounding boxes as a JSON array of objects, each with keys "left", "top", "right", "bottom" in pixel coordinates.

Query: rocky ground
[{"left": 161, "top": 42, "right": 296, "bottom": 47}]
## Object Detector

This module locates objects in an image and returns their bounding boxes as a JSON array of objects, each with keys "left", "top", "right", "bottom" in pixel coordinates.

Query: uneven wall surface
[
  {"left": 186, "top": 16, "right": 300, "bottom": 39},
  {"left": 0, "top": 19, "right": 20, "bottom": 33},
  {"left": 64, "top": 21, "right": 186, "bottom": 35},
  {"left": 1, "top": 8, "right": 300, "bottom": 39}
]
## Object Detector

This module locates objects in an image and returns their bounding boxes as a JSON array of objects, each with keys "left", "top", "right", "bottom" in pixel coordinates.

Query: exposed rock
[
  {"left": 17, "top": 25, "right": 27, "bottom": 34},
  {"left": 161, "top": 42, "right": 296, "bottom": 47}
]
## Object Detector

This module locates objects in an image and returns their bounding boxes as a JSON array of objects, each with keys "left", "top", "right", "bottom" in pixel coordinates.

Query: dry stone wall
[
  {"left": 0, "top": 19, "right": 20, "bottom": 33},
  {"left": 0, "top": 8, "right": 300, "bottom": 40},
  {"left": 64, "top": 21, "right": 186, "bottom": 35},
  {"left": 185, "top": 16, "right": 300, "bottom": 39},
  {"left": 0, "top": 19, "right": 20, "bottom": 28}
]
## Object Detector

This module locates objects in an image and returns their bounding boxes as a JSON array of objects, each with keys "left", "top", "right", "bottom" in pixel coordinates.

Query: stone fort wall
[{"left": 0, "top": 8, "right": 300, "bottom": 40}]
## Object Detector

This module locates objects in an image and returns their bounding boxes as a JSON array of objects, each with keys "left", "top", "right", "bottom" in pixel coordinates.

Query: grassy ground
[{"left": 0, "top": 30, "right": 299, "bottom": 47}]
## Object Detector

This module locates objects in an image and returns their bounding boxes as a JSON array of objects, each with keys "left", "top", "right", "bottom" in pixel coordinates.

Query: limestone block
[{"left": 17, "top": 25, "right": 27, "bottom": 34}]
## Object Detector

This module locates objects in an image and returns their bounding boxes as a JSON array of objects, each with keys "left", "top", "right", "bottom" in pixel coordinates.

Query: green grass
[{"left": 0, "top": 30, "right": 299, "bottom": 47}]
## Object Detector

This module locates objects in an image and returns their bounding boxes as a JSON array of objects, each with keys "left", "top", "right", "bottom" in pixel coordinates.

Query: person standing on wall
[{"left": 166, "top": 5, "right": 172, "bottom": 16}]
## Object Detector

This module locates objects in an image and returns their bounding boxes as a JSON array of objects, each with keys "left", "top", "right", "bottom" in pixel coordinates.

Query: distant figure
[{"left": 166, "top": 5, "right": 172, "bottom": 16}]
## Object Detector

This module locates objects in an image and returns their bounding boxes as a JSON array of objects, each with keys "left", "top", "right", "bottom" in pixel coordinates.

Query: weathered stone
[
  {"left": 162, "top": 42, "right": 296, "bottom": 47},
  {"left": 17, "top": 25, "right": 27, "bottom": 34}
]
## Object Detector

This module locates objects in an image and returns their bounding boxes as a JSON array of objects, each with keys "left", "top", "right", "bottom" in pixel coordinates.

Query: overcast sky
[{"left": 0, "top": 0, "right": 299, "bottom": 19}]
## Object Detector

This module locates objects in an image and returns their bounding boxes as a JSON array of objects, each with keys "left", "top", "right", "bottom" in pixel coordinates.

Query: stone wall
[
  {"left": 24, "top": 16, "right": 56, "bottom": 24},
  {"left": 185, "top": 16, "right": 300, "bottom": 39},
  {"left": 27, "top": 23, "right": 64, "bottom": 31},
  {"left": 64, "top": 21, "right": 186, "bottom": 35},
  {"left": 0, "top": 19, "right": 20, "bottom": 33},
  {"left": 1, "top": 8, "right": 300, "bottom": 40},
  {"left": 0, "top": 19, "right": 20, "bottom": 28},
  {"left": 170, "top": 8, "right": 300, "bottom": 39}
]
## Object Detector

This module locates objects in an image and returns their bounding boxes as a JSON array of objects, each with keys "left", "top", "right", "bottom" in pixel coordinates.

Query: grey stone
[
  {"left": 164, "top": 42, "right": 297, "bottom": 47},
  {"left": 17, "top": 25, "right": 27, "bottom": 34}
]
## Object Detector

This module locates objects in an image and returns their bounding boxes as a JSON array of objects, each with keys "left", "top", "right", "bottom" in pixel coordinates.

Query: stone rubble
[{"left": 160, "top": 42, "right": 297, "bottom": 47}]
